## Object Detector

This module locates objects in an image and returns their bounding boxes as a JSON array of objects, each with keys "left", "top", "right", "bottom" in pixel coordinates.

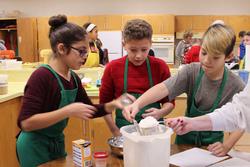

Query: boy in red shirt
[{"left": 100, "top": 19, "right": 174, "bottom": 136}]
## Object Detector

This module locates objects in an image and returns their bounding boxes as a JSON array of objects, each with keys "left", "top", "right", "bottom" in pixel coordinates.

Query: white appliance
[
  {"left": 151, "top": 35, "right": 175, "bottom": 64},
  {"left": 98, "top": 31, "right": 123, "bottom": 62},
  {"left": 244, "top": 45, "right": 250, "bottom": 71}
]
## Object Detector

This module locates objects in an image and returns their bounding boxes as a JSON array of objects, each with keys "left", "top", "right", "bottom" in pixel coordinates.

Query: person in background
[
  {"left": 148, "top": 48, "right": 155, "bottom": 57},
  {"left": 0, "top": 39, "right": 7, "bottom": 50},
  {"left": 100, "top": 19, "right": 174, "bottom": 136},
  {"left": 16, "top": 15, "right": 128, "bottom": 167},
  {"left": 175, "top": 30, "right": 193, "bottom": 66},
  {"left": 239, "top": 31, "right": 250, "bottom": 69},
  {"left": 238, "top": 31, "right": 246, "bottom": 61},
  {"left": 123, "top": 23, "right": 245, "bottom": 157},
  {"left": 83, "top": 22, "right": 100, "bottom": 67},
  {"left": 95, "top": 38, "right": 105, "bottom": 65},
  {"left": 184, "top": 38, "right": 201, "bottom": 64}
]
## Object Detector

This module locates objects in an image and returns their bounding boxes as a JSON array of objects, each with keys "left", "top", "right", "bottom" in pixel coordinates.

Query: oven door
[{"left": 151, "top": 43, "right": 174, "bottom": 64}]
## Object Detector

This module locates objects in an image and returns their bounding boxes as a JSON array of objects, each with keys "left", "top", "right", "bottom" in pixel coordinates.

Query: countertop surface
[
  {"left": 0, "top": 82, "right": 99, "bottom": 103},
  {"left": 39, "top": 144, "right": 225, "bottom": 167},
  {"left": 0, "top": 66, "right": 184, "bottom": 103}
]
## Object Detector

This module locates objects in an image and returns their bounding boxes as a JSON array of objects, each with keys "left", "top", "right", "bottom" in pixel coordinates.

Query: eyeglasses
[{"left": 70, "top": 46, "right": 88, "bottom": 57}]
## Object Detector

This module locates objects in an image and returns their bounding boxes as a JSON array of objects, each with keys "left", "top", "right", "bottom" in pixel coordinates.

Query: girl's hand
[
  {"left": 104, "top": 93, "right": 136, "bottom": 114},
  {"left": 166, "top": 117, "right": 193, "bottom": 135},
  {"left": 142, "top": 108, "right": 162, "bottom": 120},
  {"left": 65, "top": 102, "right": 97, "bottom": 120},
  {"left": 208, "top": 142, "right": 230, "bottom": 157}
]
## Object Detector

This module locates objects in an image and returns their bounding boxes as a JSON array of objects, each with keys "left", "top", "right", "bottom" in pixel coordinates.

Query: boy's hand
[{"left": 142, "top": 108, "right": 162, "bottom": 120}]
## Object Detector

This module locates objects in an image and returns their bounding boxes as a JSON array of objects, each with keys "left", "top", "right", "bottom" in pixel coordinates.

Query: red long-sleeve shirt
[
  {"left": 184, "top": 45, "right": 201, "bottom": 64},
  {"left": 100, "top": 56, "right": 174, "bottom": 105}
]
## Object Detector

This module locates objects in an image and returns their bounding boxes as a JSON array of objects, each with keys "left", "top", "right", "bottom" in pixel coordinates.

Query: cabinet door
[
  {"left": 192, "top": 16, "right": 211, "bottom": 32},
  {"left": 122, "top": 15, "right": 148, "bottom": 28},
  {"left": 64, "top": 118, "right": 85, "bottom": 153},
  {"left": 37, "top": 17, "right": 50, "bottom": 52},
  {"left": 228, "top": 16, "right": 250, "bottom": 41},
  {"left": 87, "top": 96, "right": 113, "bottom": 151},
  {"left": 68, "top": 16, "right": 89, "bottom": 27},
  {"left": 162, "top": 15, "right": 175, "bottom": 34},
  {"left": 146, "top": 15, "right": 163, "bottom": 34},
  {"left": 105, "top": 15, "right": 122, "bottom": 30},
  {"left": 175, "top": 16, "right": 193, "bottom": 32},
  {"left": 89, "top": 15, "right": 106, "bottom": 31},
  {"left": 17, "top": 18, "right": 38, "bottom": 62},
  {"left": 210, "top": 15, "right": 229, "bottom": 25}
]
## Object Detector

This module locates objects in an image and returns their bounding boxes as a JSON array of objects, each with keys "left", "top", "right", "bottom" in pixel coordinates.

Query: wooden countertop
[{"left": 39, "top": 144, "right": 209, "bottom": 167}]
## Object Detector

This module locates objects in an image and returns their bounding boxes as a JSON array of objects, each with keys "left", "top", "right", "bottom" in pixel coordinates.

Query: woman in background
[{"left": 83, "top": 22, "right": 102, "bottom": 67}]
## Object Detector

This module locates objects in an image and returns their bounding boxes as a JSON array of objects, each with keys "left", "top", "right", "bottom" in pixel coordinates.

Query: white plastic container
[
  {"left": 0, "top": 74, "right": 8, "bottom": 95},
  {"left": 120, "top": 125, "right": 173, "bottom": 167}
]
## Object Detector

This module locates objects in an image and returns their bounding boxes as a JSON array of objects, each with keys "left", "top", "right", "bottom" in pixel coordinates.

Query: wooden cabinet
[
  {"left": 89, "top": 15, "right": 122, "bottom": 31},
  {"left": 192, "top": 16, "right": 211, "bottom": 32},
  {"left": 0, "top": 97, "right": 22, "bottom": 167},
  {"left": 0, "top": 18, "right": 18, "bottom": 55},
  {"left": 17, "top": 17, "right": 38, "bottom": 62},
  {"left": 68, "top": 16, "right": 89, "bottom": 27},
  {"left": 123, "top": 14, "right": 174, "bottom": 34},
  {"left": 37, "top": 17, "right": 50, "bottom": 52},
  {"left": 0, "top": 18, "right": 38, "bottom": 62},
  {"left": 175, "top": 16, "right": 193, "bottom": 32},
  {"left": 166, "top": 97, "right": 186, "bottom": 143}
]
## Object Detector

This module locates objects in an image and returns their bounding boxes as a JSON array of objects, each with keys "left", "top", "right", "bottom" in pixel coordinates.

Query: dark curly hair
[{"left": 48, "top": 14, "right": 87, "bottom": 54}]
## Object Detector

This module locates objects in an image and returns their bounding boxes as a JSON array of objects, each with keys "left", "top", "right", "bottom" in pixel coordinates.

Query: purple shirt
[{"left": 17, "top": 67, "right": 107, "bottom": 129}]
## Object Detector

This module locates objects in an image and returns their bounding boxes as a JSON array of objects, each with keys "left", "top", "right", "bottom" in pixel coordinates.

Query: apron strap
[
  {"left": 123, "top": 57, "right": 153, "bottom": 93},
  {"left": 190, "top": 66, "right": 228, "bottom": 114},
  {"left": 41, "top": 64, "right": 78, "bottom": 91}
]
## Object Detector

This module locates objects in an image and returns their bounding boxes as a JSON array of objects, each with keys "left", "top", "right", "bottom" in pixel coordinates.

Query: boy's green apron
[
  {"left": 115, "top": 57, "right": 163, "bottom": 128},
  {"left": 176, "top": 67, "right": 228, "bottom": 146},
  {"left": 16, "top": 65, "right": 78, "bottom": 167}
]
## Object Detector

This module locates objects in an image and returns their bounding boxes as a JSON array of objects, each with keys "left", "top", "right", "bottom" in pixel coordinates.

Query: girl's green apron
[
  {"left": 16, "top": 65, "right": 78, "bottom": 167},
  {"left": 176, "top": 67, "right": 228, "bottom": 146},
  {"left": 115, "top": 57, "right": 163, "bottom": 128}
]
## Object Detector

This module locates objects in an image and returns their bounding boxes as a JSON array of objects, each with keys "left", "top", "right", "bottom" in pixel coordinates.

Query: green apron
[
  {"left": 115, "top": 57, "right": 163, "bottom": 128},
  {"left": 16, "top": 65, "right": 78, "bottom": 167},
  {"left": 175, "top": 67, "right": 228, "bottom": 146}
]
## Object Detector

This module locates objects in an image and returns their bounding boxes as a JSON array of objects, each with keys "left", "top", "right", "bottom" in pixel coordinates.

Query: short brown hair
[{"left": 123, "top": 19, "right": 153, "bottom": 42}]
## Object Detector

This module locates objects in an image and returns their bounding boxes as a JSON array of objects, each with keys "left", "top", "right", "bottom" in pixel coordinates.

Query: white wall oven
[{"left": 151, "top": 35, "right": 174, "bottom": 64}]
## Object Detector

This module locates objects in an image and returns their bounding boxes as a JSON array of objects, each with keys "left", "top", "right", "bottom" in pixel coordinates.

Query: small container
[
  {"left": 238, "top": 70, "right": 249, "bottom": 84},
  {"left": 93, "top": 151, "right": 108, "bottom": 167},
  {"left": 0, "top": 83, "right": 8, "bottom": 95},
  {"left": 0, "top": 74, "right": 8, "bottom": 95}
]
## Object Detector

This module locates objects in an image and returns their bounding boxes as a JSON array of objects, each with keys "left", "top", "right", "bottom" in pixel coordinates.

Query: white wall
[{"left": 1, "top": 0, "right": 250, "bottom": 17}]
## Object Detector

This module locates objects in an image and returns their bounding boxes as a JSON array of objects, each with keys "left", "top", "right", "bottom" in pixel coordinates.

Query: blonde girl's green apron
[
  {"left": 84, "top": 41, "right": 100, "bottom": 67},
  {"left": 16, "top": 65, "right": 78, "bottom": 167},
  {"left": 115, "top": 58, "right": 163, "bottom": 128},
  {"left": 175, "top": 67, "right": 228, "bottom": 146}
]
